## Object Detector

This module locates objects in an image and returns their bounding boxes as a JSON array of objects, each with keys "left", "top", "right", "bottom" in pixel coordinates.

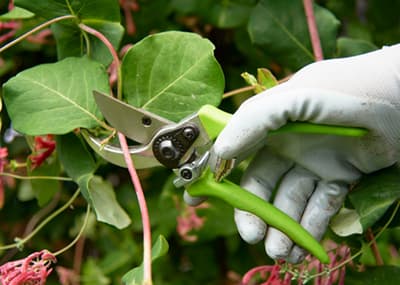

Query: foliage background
[{"left": 0, "top": 0, "right": 400, "bottom": 284}]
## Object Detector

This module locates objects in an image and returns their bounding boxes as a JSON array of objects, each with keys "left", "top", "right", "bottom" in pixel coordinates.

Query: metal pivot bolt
[{"left": 159, "top": 140, "right": 179, "bottom": 160}]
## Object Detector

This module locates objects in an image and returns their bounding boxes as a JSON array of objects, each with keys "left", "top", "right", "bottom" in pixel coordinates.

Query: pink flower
[
  {"left": 176, "top": 203, "right": 209, "bottom": 242},
  {"left": 29, "top": 135, "right": 56, "bottom": 169},
  {"left": 241, "top": 242, "right": 351, "bottom": 285},
  {"left": 241, "top": 264, "right": 292, "bottom": 285},
  {"left": 0, "top": 147, "right": 9, "bottom": 209},
  {"left": 0, "top": 250, "right": 57, "bottom": 285}
]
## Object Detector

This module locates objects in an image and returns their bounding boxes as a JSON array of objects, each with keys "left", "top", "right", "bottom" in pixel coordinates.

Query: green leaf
[
  {"left": 346, "top": 266, "right": 400, "bottom": 285},
  {"left": 241, "top": 72, "right": 258, "bottom": 86},
  {"left": 80, "top": 20, "right": 124, "bottom": 65},
  {"left": 2, "top": 57, "right": 109, "bottom": 135},
  {"left": 257, "top": 68, "right": 278, "bottom": 89},
  {"left": 205, "top": 0, "right": 257, "bottom": 28},
  {"left": 86, "top": 176, "right": 131, "bottom": 229},
  {"left": 248, "top": 0, "right": 339, "bottom": 70},
  {"left": 57, "top": 134, "right": 131, "bottom": 229},
  {"left": 51, "top": 19, "right": 124, "bottom": 65},
  {"left": 241, "top": 68, "right": 278, "bottom": 94},
  {"left": 15, "top": 0, "right": 123, "bottom": 66},
  {"left": 14, "top": 0, "right": 120, "bottom": 22},
  {"left": 56, "top": 133, "right": 97, "bottom": 181},
  {"left": 82, "top": 258, "right": 111, "bottom": 285},
  {"left": 349, "top": 166, "right": 400, "bottom": 230},
  {"left": 50, "top": 22, "right": 84, "bottom": 60},
  {"left": 122, "top": 31, "right": 224, "bottom": 122},
  {"left": 337, "top": 37, "right": 378, "bottom": 57},
  {"left": 366, "top": 0, "right": 400, "bottom": 46},
  {"left": 122, "top": 235, "right": 169, "bottom": 285},
  {"left": 0, "top": 6, "right": 34, "bottom": 20},
  {"left": 330, "top": 207, "right": 363, "bottom": 237},
  {"left": 170, "top": 0, "right": 201, "bottom": 14}
]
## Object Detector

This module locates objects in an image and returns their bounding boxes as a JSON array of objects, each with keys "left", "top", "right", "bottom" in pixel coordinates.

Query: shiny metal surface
[{"left": 93, "top": 91, "right": 172, "bottom": 144}]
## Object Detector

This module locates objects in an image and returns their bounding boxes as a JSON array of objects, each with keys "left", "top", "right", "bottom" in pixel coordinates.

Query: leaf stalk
[{"left": 0, "top": 15, "right": 76, "bottom": 53}]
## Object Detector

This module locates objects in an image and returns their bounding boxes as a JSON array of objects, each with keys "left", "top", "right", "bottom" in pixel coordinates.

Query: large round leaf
[
  {"left": 2, "top": 57, "right": 109, "bottom": 135},
  {"left": 248, "top": 0, "right": 339, "bottom": 70},
  {"left": 122, "top": 31, "right": 225, "bottom": 122}
]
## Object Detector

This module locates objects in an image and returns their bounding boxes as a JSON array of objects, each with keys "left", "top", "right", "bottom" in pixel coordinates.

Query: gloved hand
[{"left": 208, "top": 44, "right": 400, "bottom": 263}]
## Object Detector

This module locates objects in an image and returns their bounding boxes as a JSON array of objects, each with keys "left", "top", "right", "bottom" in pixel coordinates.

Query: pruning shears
[{"left": 83, "top": 91, "right": 368, "bottom": 264}]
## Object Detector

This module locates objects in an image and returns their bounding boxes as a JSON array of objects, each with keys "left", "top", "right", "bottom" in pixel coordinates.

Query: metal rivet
[
  {"left": 183, "top": 127, "right": 196, "bottom": 140},
  {"left": 180, "top": 168, "right": 193, "bottom": 180},
  {"left": 142, "top": 116, "right": 152, "bottom": 127}
]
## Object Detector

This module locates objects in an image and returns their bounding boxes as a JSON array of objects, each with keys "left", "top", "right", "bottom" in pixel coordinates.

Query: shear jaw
[
  {"left": 81, "top": 130, "right": 161, "bottom": 169},
  {"left": 82, "top": 113, "right": 212, "bottom": 171}
]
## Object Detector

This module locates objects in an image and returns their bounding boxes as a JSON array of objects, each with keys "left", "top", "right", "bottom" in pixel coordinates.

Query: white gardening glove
[{"left": 211, "top": 44, "right": 400, "bottom": 263}]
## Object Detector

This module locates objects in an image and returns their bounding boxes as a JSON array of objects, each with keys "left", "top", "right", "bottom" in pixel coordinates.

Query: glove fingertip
[
  {"left": 287, "top": 246, "right": 307, "bottom": 264},
  {"left": 265, "top": 228, "right": 293, "bottom": 260},
  {"left": 234, "top": 209, "right": 266, "bottom": 244},
  {"left": 183, "top": 191, "right": 207, "bottom": 206}
]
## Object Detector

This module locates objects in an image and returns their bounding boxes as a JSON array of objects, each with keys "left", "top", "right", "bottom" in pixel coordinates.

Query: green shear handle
[{"left": 185, "top": 105, "right": 368, "bottom": 264}]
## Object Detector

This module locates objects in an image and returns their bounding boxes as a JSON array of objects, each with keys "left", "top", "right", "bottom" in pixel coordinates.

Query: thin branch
[
  {"left": 0, "top": 189, "right": 81, "bottom": 251},
  {"left": 0, "top": 172, "right": 73, "bottom": 181},
  {"left": 303, "top": 0, "right": 324, "bottom": 61},
  {"left": 223, "top": 75, "right": 292, "bottom": 99},
  {"left": 78, "top": 23, "right": 123, "bottom": 100},
  {"left": 223, "top": 85, "right": 254, "bottom": 99},
  {"left": 53, "top": 204, "right": 90, "bottom": 256},
  {"left": 0, "top": 15, "right": 76, "bottom": 53},
  {"left": 366, "top": 228, "right": 384, "bottom": 265},
  {"left": 118, "top": 132, "right": 152, "bottom": 285},
  {"left": 79, "top": 22, "right": 153, "bottom": 284}
]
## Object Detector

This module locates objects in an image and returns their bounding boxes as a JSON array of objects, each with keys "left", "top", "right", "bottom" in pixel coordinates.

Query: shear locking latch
[{"left": 174, "top": 152, "right": 210, "bottom": 188}]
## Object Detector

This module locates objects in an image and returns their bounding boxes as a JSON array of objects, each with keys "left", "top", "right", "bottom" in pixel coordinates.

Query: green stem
[
  {"left": 0, "top": 189, "right": 81, "bottom": 251},
  {"left": 0, "top": 172, "right": 73, "bottom": 181},
  {"left": 0, "top": 15, "right": 76, "bottom": 53},
  {"left": 187, "top": 170, "right": 330, "bottom": 263},
  {"left": 53, "top": 204, "right": 90, "bottom": 256}
]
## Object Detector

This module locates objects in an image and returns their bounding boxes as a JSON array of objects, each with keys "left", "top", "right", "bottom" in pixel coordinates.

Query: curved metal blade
[
  {"left": 93, "top": 91, "right": 173, "bottom": 144},
  {"left": 81, "top": 130, "right": 162, "bottom": 169}
]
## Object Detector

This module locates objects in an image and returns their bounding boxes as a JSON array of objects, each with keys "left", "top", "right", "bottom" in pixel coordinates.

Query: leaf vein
[
  {"left": 143, "top": 53, "right": 210, "bottom": 108},
  {"left": 19, "top": 75, "right": 102, "bottom": 126},
  {"left": 265, "top": 8, "right": 314, "bottom": 60}
]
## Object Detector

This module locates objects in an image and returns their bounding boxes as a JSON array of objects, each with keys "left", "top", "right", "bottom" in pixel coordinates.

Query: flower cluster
[
  {"left": 0, "top": 250, "right": 57, "bottom": 285},
  {"left": 241, "top": 242, "right": 351, "bottom": 285},
  {"left": 176, "top": 203, "right": 209, "bottom": 242},
  {"left": 29, "top": 135, "right": 56, "bottom": 169}
]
